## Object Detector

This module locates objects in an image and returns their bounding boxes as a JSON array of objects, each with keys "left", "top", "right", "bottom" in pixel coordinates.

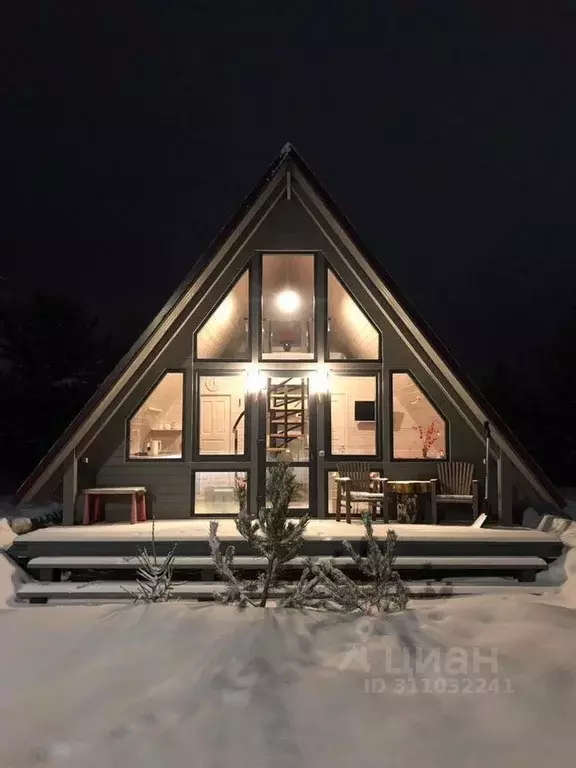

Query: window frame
[
  {"left": 325, "top": 267, "right": 382, "bottom": 363},
  {"left": 193, "top": 266, "right": 252, "bottom": 363},
  {"left": 191, "top": 469, "right": 250, "bottom": 517},
  {"left": 125, "top": 369, "right": 187, "bottom": 463},
  {"left": 326, "top": 370, "right": 382, "bottom": 460},
  {"left": 193, "top": 370, "right": 251, "bottom": 461},
  {"left": 257, "top": 250, "right": 319, "bottom": 363},
  {"left": 389, "top": 369, "right": 450, "bottom": 462}
]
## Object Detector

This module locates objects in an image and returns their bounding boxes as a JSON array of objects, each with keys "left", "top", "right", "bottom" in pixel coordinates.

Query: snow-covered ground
[
  {"left": 0, "top": 518, "right": 31, "bottom": 609},
  {"left": 1, "top": 597, "right": 576, "bottom": 767},
  {"left": 1, "top": 502, "right": 576, "bottom": 766}
]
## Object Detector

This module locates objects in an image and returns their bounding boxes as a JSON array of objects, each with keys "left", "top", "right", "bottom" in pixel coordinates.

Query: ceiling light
[{"left": 276, "top": 289, "right": 301, "bottom": 313}]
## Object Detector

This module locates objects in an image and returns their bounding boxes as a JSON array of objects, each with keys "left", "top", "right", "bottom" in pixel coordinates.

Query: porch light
[
  {"left": 246, "top": 367, "right": 266, "bottom": 393},
  {"left": 311, "top": 367, "right": 330, "bottom": 395},
  {"left": 276, "top": 289, "right": 300, "bottom": 313}
]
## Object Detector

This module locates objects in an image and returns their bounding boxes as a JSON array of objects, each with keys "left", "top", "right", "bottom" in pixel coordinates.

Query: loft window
[
  {"left": 261, "top": 253, "right": 315, "bottom": 359},
  {"left": 128, "top": 372, "right": 184, "bottom": 459},
  {"left": 195, "top": 270, "right": 250, "bottom": 360},
  {"left": 327, "top": 269, "right": 379, "bottom": 360},
  {"left": 391, "top": 372, "right": 447, "bottom": 460}
]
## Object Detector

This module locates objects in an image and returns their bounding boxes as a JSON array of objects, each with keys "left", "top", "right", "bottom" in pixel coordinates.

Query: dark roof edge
[
  {"left": 13, "top": 145, "right": 290, "bottom": 504},
  {"left": 287, "top": 146, "right": 565, "bottom": 509}
]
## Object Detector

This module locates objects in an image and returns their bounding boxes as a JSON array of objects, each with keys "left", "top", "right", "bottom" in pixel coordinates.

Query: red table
[{"left": 82, "top": 487, "right": 147, "bottom": 525}]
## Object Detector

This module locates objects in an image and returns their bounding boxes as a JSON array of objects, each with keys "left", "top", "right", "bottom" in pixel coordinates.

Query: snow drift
[{"left": 1, "top": 599, "right": 576, "bottom": 768}]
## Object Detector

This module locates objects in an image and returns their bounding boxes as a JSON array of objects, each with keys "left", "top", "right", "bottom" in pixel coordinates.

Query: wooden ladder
[{"left": 267, "top": 378, "right": 306, "bottom": 453}]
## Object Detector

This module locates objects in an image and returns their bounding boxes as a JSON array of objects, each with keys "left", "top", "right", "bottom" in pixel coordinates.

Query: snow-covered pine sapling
[
  {"left": 209, "top": 459, "right": 310, "bottom": 607},
  {"left": 208, "top": 520, "right": 257, "bottom": 607},
  {"left": 238, "top": 459, "right": 309, "bottom": 607},
  {"left": 283, "top": 514, "right": 408, "bottom": 615},
  {"left": 123, "top": 512, "right": 177, "bottom": 603}
]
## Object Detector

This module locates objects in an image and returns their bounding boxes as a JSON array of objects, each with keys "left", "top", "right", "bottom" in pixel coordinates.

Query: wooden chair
[
  {"left": 430, "top": 462, "right": 479, "bottom": 524},
  {"left": 334, "top": 462, "right": 388, "bottom": 524}
]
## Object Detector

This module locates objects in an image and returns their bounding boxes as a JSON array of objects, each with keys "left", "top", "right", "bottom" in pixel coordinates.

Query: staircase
[{"left": 267, "top": 378, "right": 306, "bottom": 454}]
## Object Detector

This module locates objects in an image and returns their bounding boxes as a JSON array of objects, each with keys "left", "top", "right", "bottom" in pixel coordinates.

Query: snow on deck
[{"left": 15, "top": 519, "right": 560, "bottom": 544}]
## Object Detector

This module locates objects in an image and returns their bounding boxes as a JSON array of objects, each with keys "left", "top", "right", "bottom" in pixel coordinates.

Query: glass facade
[{"left": 127, "top": 255, "right": 450, "bottom": 519}]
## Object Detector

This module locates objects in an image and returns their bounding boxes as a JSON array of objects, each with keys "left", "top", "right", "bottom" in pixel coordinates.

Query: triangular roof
[{"left": 14, "top": 143, "right": 565, "bottom": 509}]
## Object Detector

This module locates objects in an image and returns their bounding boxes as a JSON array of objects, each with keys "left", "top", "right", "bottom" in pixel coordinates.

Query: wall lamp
[
  {"left": 311, "top": 367, "right": 330, "bottom": 395},
  {"left": 246, "top": 367, "right": 266, "bottom": 393}
]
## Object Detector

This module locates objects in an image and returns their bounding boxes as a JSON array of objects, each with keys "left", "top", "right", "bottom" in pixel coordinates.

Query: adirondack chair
[
  {"left": 429, "top": 462, "right": 479, "bottom": 524},
  {"left": 334, "top": 462, "right": 388, "bottom": 524}
]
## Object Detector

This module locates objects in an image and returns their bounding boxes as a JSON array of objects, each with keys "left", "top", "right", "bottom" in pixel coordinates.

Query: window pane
[
  {"left": 199, "top": 375, "right": 246, "bottom": 455},
  {"left": 266, "top": 465, "right": 309, "bottom": 510},
  {"left": 327, "top": 270, "right": 379, "bottom": 359},
  {"left": 266, "top": 376, "right": 309, "bottom": 462},
  {"left": 194, "top": 471, "right": 246, "bottom": 515},
  {"left": 128, "top": 372, "right": 184, "bottom": 459},
  {"left": 330, "top": 375, "right": 377, "bottom": 455},
  {"left": 196, "top": 271, "right": 249, "bottom": 359},
  {"left": 262, "top": 253, "right": 314, "bottom": 359},
  {"left": 392, "top": 373, "right": 447, "bottom": 459},
  {"left": 327, "top": 471, "right": 339, "bottom": 516}
]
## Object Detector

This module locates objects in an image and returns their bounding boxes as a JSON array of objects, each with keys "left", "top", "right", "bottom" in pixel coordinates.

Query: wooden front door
[{"left": 199, "top": 395, "right": 231, "bottom": 455}]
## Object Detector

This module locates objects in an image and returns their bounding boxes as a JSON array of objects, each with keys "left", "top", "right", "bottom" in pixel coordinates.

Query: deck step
[
  {"left": 27, "top": 555, "right": 548, "bottom": 572},
  {"left": 17, "top": 579, "right": 558, "bottom": 603}
]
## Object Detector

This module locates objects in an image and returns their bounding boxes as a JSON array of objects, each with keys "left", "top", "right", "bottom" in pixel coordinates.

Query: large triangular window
[
  {"left": 128, "top": 372, "right": 184, "bottom": 459},
  {"left": 327, "top": 269, "right": 380, "bottom": 360},
  {"left": 392, "top": 372, "right": 447, "bottom": 460},
  {"left": 195, "top": 270, "right": 250, "bottom": 360}
]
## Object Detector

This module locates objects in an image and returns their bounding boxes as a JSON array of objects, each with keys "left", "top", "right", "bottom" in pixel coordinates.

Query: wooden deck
[{"left": 10, "top": 519, "right": 563, "bottom": 561}]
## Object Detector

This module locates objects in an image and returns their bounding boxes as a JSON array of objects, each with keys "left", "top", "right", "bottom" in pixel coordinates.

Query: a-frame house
[{"left": 14, "top": 144, "right": 565, "bottom": 525}]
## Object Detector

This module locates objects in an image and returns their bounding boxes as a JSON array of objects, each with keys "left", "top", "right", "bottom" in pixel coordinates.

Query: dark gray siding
[
  {"left": 85, "top": 335, "right": 194, "bottom": 520},
  {"left": 96, "top": 444, "right": 191, "bottom": 521}
]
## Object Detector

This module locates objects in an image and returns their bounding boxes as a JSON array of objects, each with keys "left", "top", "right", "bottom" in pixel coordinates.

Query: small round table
[{"left": 388, "top": 480, "right": 432, "bottom": 523}]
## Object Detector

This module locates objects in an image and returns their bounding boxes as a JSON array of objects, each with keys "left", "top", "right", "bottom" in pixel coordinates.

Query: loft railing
[
  {"left": 232, "top": 411, "right": 245, "bottom": 455},
  {"left": 261, "top": 319, "right": 312, "bottom": 353}
]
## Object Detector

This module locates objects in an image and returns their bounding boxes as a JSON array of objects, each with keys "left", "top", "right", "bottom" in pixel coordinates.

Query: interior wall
[{"left": 330, "top": 376, "right": 377, "bottom": 455}]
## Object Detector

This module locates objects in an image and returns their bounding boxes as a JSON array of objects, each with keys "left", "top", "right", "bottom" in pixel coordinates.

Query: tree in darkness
[{"left": 0, "top": 292, "right": 122, "bottom": 489}]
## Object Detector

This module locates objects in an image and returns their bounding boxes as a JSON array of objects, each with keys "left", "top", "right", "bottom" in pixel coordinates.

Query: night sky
[{"left": 2, "top": 1, "right": 575, "bottom": 387}]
